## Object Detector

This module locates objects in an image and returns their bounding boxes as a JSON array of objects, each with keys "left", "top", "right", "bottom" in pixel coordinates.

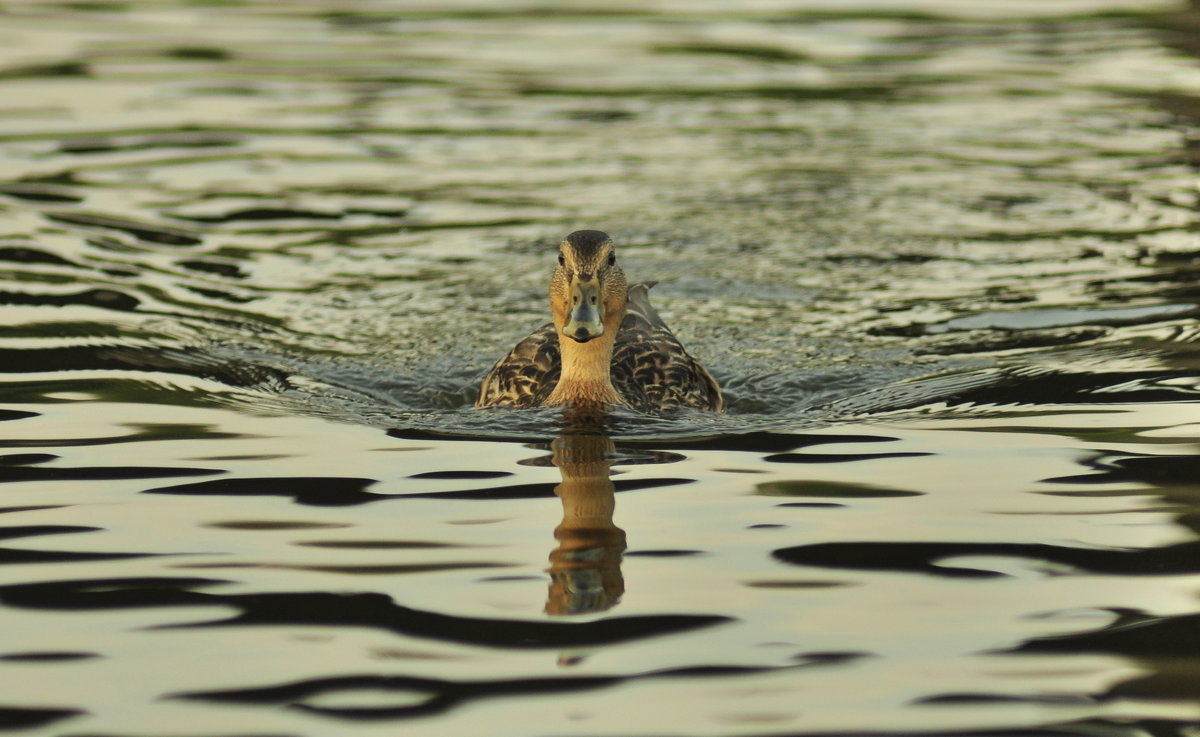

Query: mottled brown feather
[
  {"left": 477, "top": 322, "right": 560, "bottom": 408},
  {"left": 477, "top": 282, "right": 723, "bottom": 412}
]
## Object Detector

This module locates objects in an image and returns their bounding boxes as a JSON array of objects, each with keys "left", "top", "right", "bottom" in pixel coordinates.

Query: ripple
[
  {"left": 0, "top": 456, "right": 219, "bottom": 483},
  {"left": 0, "top": 183, "right": 82, "bottom": 203},
  {"left": 0, "top": 61, "right": 89, "bottom": 79},
  {"left": 1046, "top": 452, "right": 1200, "bottom": 486},
  {"left": 0, "top": 705, "right": 82, "bottom": 731},
  {"left": 0, "top": 288, "right": 140, "bottom": 312},
  {"left": 0, "top": 577, "right": 732, "bottom": 648},
  {"left": 763, "top": 451, "right": 934, "bottom": 464},
  {"left": 0, "top": 651, "right": 99, "bottom": 662},
  {"left": 925, "top": 303, "right": 1200, "bottom": 334},
  {"left": 755, "top": 481, "right": 922, "bottom": 498},
  {"left": 296, "top": 540, "right": 472, "bottom": 549},
  {"left": 172, "top": 661, "right": 827, "bottom": 723},
  {"left": 58, "top": 132, "right": 243, "bottom": 155},
  {"left": 206, "top": 520, "right": 350, "bottom": 531},
  {"left": 42, "top": 212, "right": 202, "bottom": 247},
  {"left": 176, "top": 561, "right": 512, "bottom": 575},
  {"left": 0, "top": 410, "right": 37, "bottom": 422},
  {"left": 406, "top": 470, "right": 512, "bottom": 480},
  {"left": 144, "top": 477, "right": 379, "bottom": 507},
  {"left": 775, "top": 540, "right": 1200, "bottom": 578}
]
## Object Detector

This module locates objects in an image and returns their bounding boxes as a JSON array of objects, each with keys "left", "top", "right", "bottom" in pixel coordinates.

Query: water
[{"left": 3, "top": 0, "right": 1200, "bottom": 734}]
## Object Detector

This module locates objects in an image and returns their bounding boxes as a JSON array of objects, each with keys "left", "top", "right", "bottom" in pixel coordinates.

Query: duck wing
[
  {"left": 476, "top": 322, "right": 560, "bottom": 408},
  {"left": 612, "top": 282, "right": 724, "bottom": 412}
]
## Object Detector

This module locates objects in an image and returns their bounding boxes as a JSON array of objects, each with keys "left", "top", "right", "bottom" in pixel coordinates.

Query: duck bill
[{"left": 563, "top": 279, "right": 604, "bottom": 343}]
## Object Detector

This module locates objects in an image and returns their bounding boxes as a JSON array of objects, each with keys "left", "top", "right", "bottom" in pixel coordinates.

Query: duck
[{"left": 476, "top": 230, "right": 723, "bottom": 412}]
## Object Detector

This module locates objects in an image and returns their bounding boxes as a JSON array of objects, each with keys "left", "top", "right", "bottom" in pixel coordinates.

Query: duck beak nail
[{"left": 564, "top": 280, "right": 603, "bottom": 341}]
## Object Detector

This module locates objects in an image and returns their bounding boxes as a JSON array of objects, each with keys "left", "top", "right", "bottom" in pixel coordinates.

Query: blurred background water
[{"left": 3, "top": 0, "right": 1200, "bottom": 735}]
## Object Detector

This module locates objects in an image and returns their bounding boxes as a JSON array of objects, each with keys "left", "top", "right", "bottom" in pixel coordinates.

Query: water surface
[{"left": 2, "top": 1, "right": 1200, "bottom": 735}]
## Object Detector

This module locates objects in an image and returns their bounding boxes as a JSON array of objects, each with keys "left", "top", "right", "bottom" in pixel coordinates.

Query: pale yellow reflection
[{"left": 543, "top": 422, "right": 626, "bottom": 616}]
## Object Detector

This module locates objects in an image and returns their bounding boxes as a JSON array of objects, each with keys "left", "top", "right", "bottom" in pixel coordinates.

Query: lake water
[{"left": 3, "top": 1, "right": 1200, "bottom": 735}]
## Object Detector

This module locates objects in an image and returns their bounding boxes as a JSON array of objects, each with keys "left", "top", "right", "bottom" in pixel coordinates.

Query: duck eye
[
  {"left": 558, "top": 254, "right": 565, "bottom": 266},
  {"left": 607, "top": 253, "right": 616, "bottom": 266}
]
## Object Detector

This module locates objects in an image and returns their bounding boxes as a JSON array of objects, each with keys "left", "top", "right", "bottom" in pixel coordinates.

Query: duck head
[{"left": 550, "top": 230, "right": 628, "bottom": 344}]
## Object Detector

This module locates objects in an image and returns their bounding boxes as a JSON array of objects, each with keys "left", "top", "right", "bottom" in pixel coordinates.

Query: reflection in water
[
  {"left": 5, "top": 1, "right": 1200, "bottom": 735},
  {"left": 545, "top": 420, "right": 626, "bottom": 616}
]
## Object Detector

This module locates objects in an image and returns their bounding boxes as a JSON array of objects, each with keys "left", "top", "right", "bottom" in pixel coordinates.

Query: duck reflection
[{"left": 542, "top": 413, "right": 626, "bottom": 616}]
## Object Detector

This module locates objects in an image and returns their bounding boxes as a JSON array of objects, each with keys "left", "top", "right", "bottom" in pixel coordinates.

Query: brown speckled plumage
[
  {"left": 477, "top": 321, "right": 561, "bottom": 408},
  {"left": 476, "top": 232, "right": 723, "bottom": 412}
]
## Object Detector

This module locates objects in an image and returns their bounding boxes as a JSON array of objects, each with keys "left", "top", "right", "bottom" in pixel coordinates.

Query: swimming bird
[{"left": 476, "top": 230, "right": 723, "bottom": 412}]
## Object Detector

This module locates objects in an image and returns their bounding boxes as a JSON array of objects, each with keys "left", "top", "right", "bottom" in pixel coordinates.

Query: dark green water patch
[
  {"left": 775, "top": 539, "right": 1200, "bottom": 578},
  {"left": 144, "top": 477, "right": 380, "bottom": 507},
  {"left": 42, "top": 212, "right": 202, "bottom": 247},
  {"left": 755, "top": 481, "right": 922, "bottom": 498},
  {"left": 0, "top": 705, "right": 83, "bottom": 731},
  {"left": 0, "top": 651, "right": 99, "bottom": 662},
  {"left": 651, "top": 42, "right": 812, "bottom": 63},
  {"left": 0, "top": 61, "right": 90, "bottom": 79},
  {"left": 58, "top": 132, "right": 243, "bottom": 155},
  {"left": 0, "top": 183, "right": 82, "bottom": 203}
]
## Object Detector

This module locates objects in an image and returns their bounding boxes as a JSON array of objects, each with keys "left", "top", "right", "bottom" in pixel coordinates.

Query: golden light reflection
[{"left": 543, "top": 412, "right": 626, "bottom": 616}]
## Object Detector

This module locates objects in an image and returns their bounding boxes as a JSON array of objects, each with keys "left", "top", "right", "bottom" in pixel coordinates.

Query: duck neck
[{"left": 549, "top": 331, "right": 620, "bottom": 406}]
